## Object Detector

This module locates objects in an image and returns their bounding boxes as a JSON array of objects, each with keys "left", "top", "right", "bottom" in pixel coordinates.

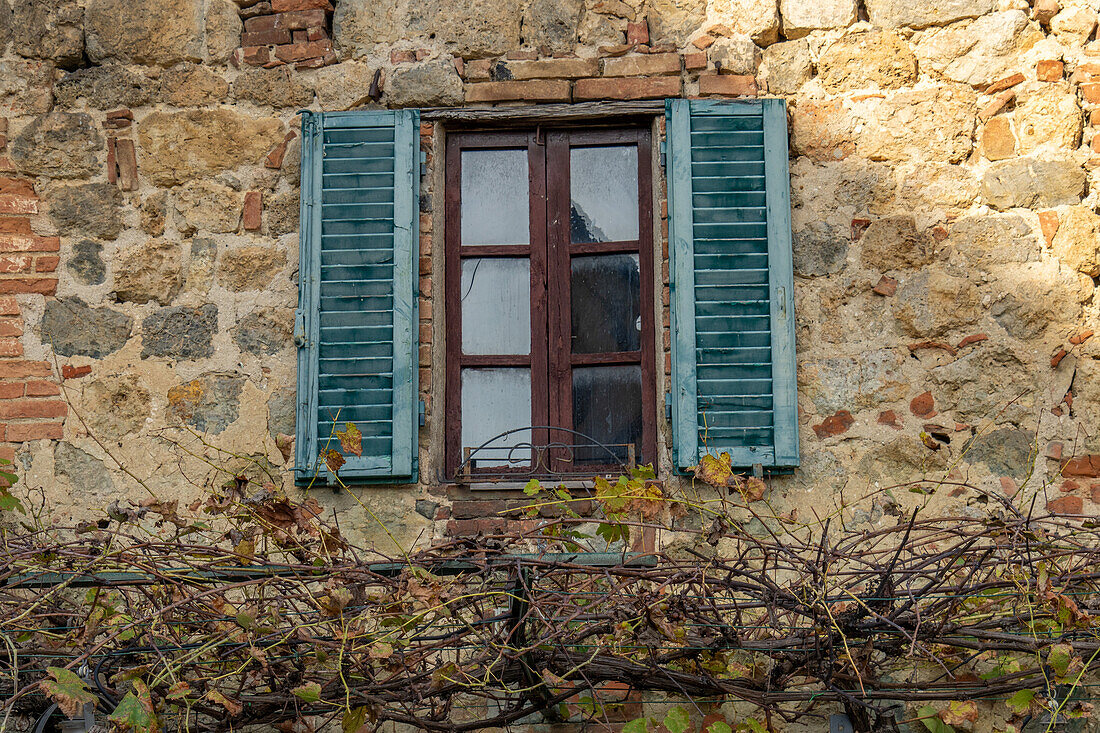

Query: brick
[
  {"left": 877, "top": 410, "right": 902, "bottom": 428},
  {"left": 0, "top": 317, "right": 22, "bottom": 337},
  {"left": 23, "top": 380, "right": 60, "bottom": 397},
  {"left": 0, "top": 278, "right": 57, "bottom": 295},
  {"left": 1037, "top": 59, "right": 1064, "bottom": 81},
  {"left": 0, "top": 361, "right": 49, "bottom": 379},
  {"left": 274, "top": 40, "right": 332, "bottom": 63},
  {"left": 106, "top": 137, "right": 117, "bottom": 185},
  {"left": 985, "top": 72, "right": 1026, "bottom": 94},
  {"left": 0, "top": 297, "right": 16, "bottom": 315},
  {"left": 626, "top": 20, "right": 649, "bottom": 45},
  {"left": 602, "top": 52, "right": 680, "bottom": 76},
  {"left": 294, "top": 53, "right": 336, "bottom": 69},
  {"left": 465, "top": 80, "right": 571, "bottom": 103},
  {"left": 465, "top": 58, "right": 493, "bottom": 81},
  {"left": 292, "top": 29, "right": 308, "bottom": 43},
  {"left": 698, "top": 74, "right": 757, "bottom": 96},
  {"left": 0, "top": 195, "right": 37, "bottom": 215},
  {"left": 242, "top": 28, "right": 293, "bottom": 46},
  {"left": 391, "top": 49, "right": 416, "bottom": 64},
  {"left": 265, "top": 131, "right": 297, "bottom": 169},
  {"left": 35, "top": 255, "right": 59, "bottom": 273},
  {"left": 692, "top": 35, "right": 716, "bottom": 49},
  {"left": 305, "top": 26, "right": 328, "bottom": 41},
  {"left": 683, "top": 52, "right": 707, "bottom": 70},
  {"left": 872, "top": 275, "right": 897, "bottom": 296},
  {"left": 909, "top": 391, "right": 935, "bottom": 418},
  {"left": 5, "top": 422, "right": 63, "bottom": 442},
  {"left": 978, "top": 90, "right": 1014, "bottom": 121},
  {"left": 0, "top": 382, "right": 22, "bottom": 399},
  {"left": 243, "top": 191, "right": 263, "bottom": 232},
  {"left": 1047, "top": 495, "right": 1084, "bottom": 515},
  {"left": 277, "top": 9, "right": 328, "bottom": 29},
  {"left": 241, "top": 46, "right": 270, "bottom": 66},
  {"left": 0, "top": 399, "right": 67, "bottom": 420},
  {"left": 598, "top": 43, "right": 634, "bottom": 57},
  {"left": 505, "top": 57, "right": 599, "bottom": 80},
  {"left": 1081, "top": 83, "right": 1100, "bottom": 103},
  {"left": 1038, "top": 209, "right": 1059, "bottom": 245},
  {"left": 1046, "top": 441, "right": 1065, "bottom": 460},
  {"left": 507, "top": 49, "right": 538, "bottom": 60},
  {"left": 0, "top": 256, "right": 31, "bottom": 273},
  {"left": 813, "top": 410, "right": 854, "bottom": 439},
  {"left": 61, "top": 364, "right": 92, "bottom": 380},
  {"left": 574, "top": 76, "right": 680, "bottom": 100},
  {"left": 1062, "top": 455, "right": 1100, "bottom": 478},
  {"left": 0, "top": 234, "right": 59, "bottom": 252},
  {"left": 271, "top": 0, "right": 333, "bottom": 10},
  {"left": 0, "top": 177, "right": 34, "bottom": 197},
  {"left": 0, "top": 219, "right": 31, "bottom": 235},
  {"left": 0, "top": 337, "right": 21, "bottom": 356},
  {"left": 956, "top": 333, "right": 988, "bottom": 349},
  {"left": 1070, "top": 329, "right": 1094, "bottom": 345},
  {"left": 981, "top": 116, "right": 1015, "bottom": 160},
  {"left": 244, "top": 14, "right": 280, "bottom": 32}
]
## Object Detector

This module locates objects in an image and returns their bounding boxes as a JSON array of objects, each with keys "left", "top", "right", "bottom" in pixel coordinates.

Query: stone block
[
  {"left": 981, "top": 157, "right": 1085, "bottom": 210},
  {"left": 386, "top": 60, "right": 465, "bottom": 108},
  {"left": 114, "top": 240, "right": 183, "bottom": 305},
  {"left": 818, "top": 30, "right": 917, "bottom": 92},
  {"left": 138, "top": 110, "right": 284, "bottom": 186},
  {"left": 697, "top": 74, "right": 756, "bottom": 96},
  {"left": 141, "top": 304, "right": 218, "bottom": 360},
  {"left": 40, "top": 298, "right": 132, "bottom": 358},
  {"left": 602, "top": 52, "right": 681, "bottom": 76},
  {"left": 780, "top": 0, "right": 857, "bottom": 38},
  {"left": 864, "top": 0, "right": 996, "bottom": 29},
  {"left": 466, "top": 80, "right": 572, "bottom": 102}
]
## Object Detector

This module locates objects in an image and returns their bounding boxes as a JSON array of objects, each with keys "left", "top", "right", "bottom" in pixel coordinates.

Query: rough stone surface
[
  {"left": 46, "top": 183, "right": 123, "bottom": 240},
  {"left": 981, "top": 116, "right": 1015, "bottom": 160},
  {"left": 217, "top": 246, "right": 287, "bottom": 291},
  {"left": 708, "top": 34, "right": 760, "bottom": 75},
  {"left": 312, "top": 61, "right": 375, "bottom": 110},
  {"left": 80, "top": 374, "right": 151, "bottom": 440},
  {"left": 962, "top": 428, "right": 1034, "bottom": 480},
  {"left": 893, "top": 269, "right": 982, "bottom": 337},
  {"left": 167, "top": 372, "right": 244, "bottom": 434},
  {"left": 267, "top": 387, "right": 295, "bottom": 440},
  {"left": 11, "top": 0, "right": 83, "bottom": 67},
  {"left": 67, "top": 240, "right": 106, "bottom": 286},
  {"left": 800, "top": 348, "right": 908, "bottom": 414},
  {"left": 760, "top": 39, "right": 813, "bottom": 95},
  {"left": 54, "top": 66, "right": 153, "bottom": 109},
  {"left": 140, "top": 192, "right": 168, "bottom": 237},
  {"left": 1051, "top": 6, "right": 1097, "bottom": 46},
  {"left": 137, "top": 110, "right": 284, "bottom": 185},
  {"left": 780, "top": 0, "right": 857, "bottom": 38},
  {"left": 233, "top": 67, "right": 314, "bottom": 108},
  {"left": 792, "top": 220, "right": 848, "bottom": 276},
  {"left": 0, "top": 58, "right": 54, "bottom": 114},
  {"left": 648, "top": 0, "right": 705, "bottom": 45},
  {"left": 915, "top": 11, "right": 1037, "bottom": 87},
  {"left": 818, "top": 30, "right": 918, "bottom": 92},
  {"left": 333, "top": 0, "right": 401, "bottom": 54},
  {"left": 0, "top": 0, "right": 11, "bottom": 55},
  {"left": 1051, "top": 205, "right": 1100, "bottom": 277},
  {"left": 41, "top": 298, "right": 132, "bottom": 358},
  {"left": 895, "top": 163, "right": 979, "bottom": 212},
  {"left": 113, "top": 240, "right": 183, "bottom": 306},
  {"left": 9, "top": 112, "right": 101, "bottom": 179},
  {"left": 158, "top": 63, "right": 229, "bottom": 106},
  {"left": 981, "top": 157, "right": 1085, "bottom": 210},
  {"left": 385, "top": 59, "right": 464, "bottom": 108},
  {"left": 991, "top": 262, "right": 1090, "bottom": 339},
  {"left": 707, "top": 0, "right": 780, "bottom": 46},
  {"left": 865, "top": 0, "right": 997, "bottom": 29},
  {"left": 85, "top": 0, "right": 204, "bottom": 66},
  {"left": 186, "top": 237, "right": 217, "bottom": 294},
  {"left": 948, "top": 213, "right": 1038, "bottom": 266},
  {"left": 204, "top": 0, "right": 241, "bottom": 63},
  {"left": 859, "top": 216, "right": 936, "bottom": 271},
  {"left": 267, "top": 191, "right": 299, "bottom": 237},
  {"left": 55, "top": 443, "right": 115, "bottom": 497},
  {"left": 233, "top": 307, "right": 293, "bottom": 356},
  {"left": 172, "top": 180, "right": 243, "bottom": 234},
  {"left": 521, "top": 0, "right": 582, "bottom": 54},
  {"left": 406, "top": 0, "right": 523, "bottom": 57},
  {"left": 1013, "top": 85, "right": 1082, "bottom": 154},
  {"left": 141, "top": 304, "right": 218, "bottom": 360},
  {"left": 930, "top": 343, "right": 1035, "bottom": 425}
]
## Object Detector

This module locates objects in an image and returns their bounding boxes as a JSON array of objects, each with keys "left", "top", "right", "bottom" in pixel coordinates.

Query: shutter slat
[
  {"left": 668, "top": 98, "right": 798, "bottom": 471},
  {"left": 295, "top": 109, "right": 420, "bottom": 484}
]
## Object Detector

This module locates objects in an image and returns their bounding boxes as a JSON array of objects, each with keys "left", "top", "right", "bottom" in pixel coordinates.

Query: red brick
[
  {"left": 1082, "top": 83, "right": 1100, "bottom": 103},
  {"left": 0, "top": 399, "right": 67, "bottom": 420},
  {"left": 23, "top": 380, "right": 60, "bottom": 397},
  {"left": 1036, "top": 209, "right": 1059, "bottom": 246},
  {"left": 978, "top": 90, "right": 1014, "bottom": 121},
  {"left": 0, "top": 338, "right": 21, "bottom": 357},
  {"left": 35, "top": 256, "right": 59, "bottom": 273},
  {"left": 0, "top": 256, "right": 31, "bottom": 273},
  {"left": 877, "top": 410, "right": 902, "bottom": 428},
  {"left": 1062, "top": 455, "right": 1100, "bottom": 478},
  {"left": 242, "top": 191, "right": 263, "bottom": 232},
  {"left": 692, "top": 35, "right": 716, "bottom": 49},
  {"left": 683, "top": 52, "right": 707, "bottom": 70},
  {"left": 0, "top": 177, "right": 34, "bottom": 197},
  {"left": 277, "top": 10, "right": 328, "bottom": 29},
  {"left": 872, "top": 275, "right": 897, "bottom": 296},
  {"left": 1047, "top": 495, "right": 1084, "bottom": 515},
  {"left": 574, "top": 76, "right": 680, "bottom": 100},
  {"left": 0, "top": 297, "right": 16, "bottom": 315},
  {"left": 1037, "top": 59, "right": 1064, "bottom": 81},
  {"left": 292, "top": 29, "right": 308, "bottom": 43},
  {"left": 294, "top": 53, "right": 336, "bottom": 69},
  {"left": 0, "top": 382, "right": 22, "bottom": 399},
  {"left": 956, "top": 333, "right": 988, "bottom": 349},
  {"left": 61, "top": 364, "right": 92, "bottom": 380},
  {"left": 391, "top": 49, "right": 416, "bottom": 64},
  {"left": 0, "top": 234, "right": 59, "bottom": 252},
  {"left": 244, "top": 14, "right": 280, "bottom": 32},
  {"left": 1046, "top": 441, "right": 1065, "bottom": 460},
  {"left": 626, "top": 20, "right": 649, "bottom": 45},
  {"left": 0, "top": 219, "right": 31, "bottom": 235},
  {"left": 909, "top": 391, "right": 935, "bottom": 418},
  {"left": 264, "top": 131, "right": 297, "bottom": 169},
  {"left": 698, "top": 74, "right": 757, "bottom": 96},
  {"left": 813, "top": 410, "right": 854, "bottom": 439},
  {"left": 985, "top": 72, "right": 1026, "bottom": 94},
  {"left": 505, "top": 57, "right": 599, "bottom": 80},
  {"left": 0, "top": 317, "right": 21, "bottom": 337},
  {"left": 243, "top": 28, "right": 293, "bottom": 46},
  {"left": 0, "top": 278, "right": 56, "bottom": 295},
  {"left": 465, "top": 80, "right": 572, "bottom": 103},
  {"left": 506, "top": 49, "right": 538, "bottom": 60},
  {"left": 271, "top": 0, "right": 333, "bottom": 10},
  {"left": 5, "top": 422, "right": 63, "bottom": 442},
  {"left": 240, "top": 46, "right": 270, "bottom": 66},
  {"left": 0, "top": 361, "right": 50, "bottom": 379},
  {"left": 464, "top": 58, "right": 492, "bottom": 81},
  {"left": 1070, "top": 329, "right": 1094, "bottom": 345},
  {"left": 1090, "top": 482, "right": 1100, "bottom": 505},
  {"left": 0, "top": 195, "right": 38, "bottom": 215},
  {"left": 305, "top": 26, "right": 328, "bottom": 41},
  {"left": 274, "top": 40, "right": 332, "bottom": 63},
  {"left": 602, "top": 52, "right": 680, "bottom": 76}
]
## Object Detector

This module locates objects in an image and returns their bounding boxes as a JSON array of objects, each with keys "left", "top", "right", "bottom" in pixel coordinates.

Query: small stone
[
  {"left": 792, "top": 220, "right": 848, "bottom": 276},
  {"left": 266, "top": 191, "right": 300, "bottom": 237},
  {"left": 708, "top": 34, "right": 760, "bottom": 75},
  {"left": 141, "top": 304, "right": 218, "bottom": 360},
  {"left": 963, "top": 428, "right": 1034, "bottom": 480},
  {"left": 981, "top": 116, "right": 1015, "bottom": 160},
  {"left": 760, "top": 39, "right": 812, "bottom": 95},
  {"left": 232, "top": 307, "right": 293, "bottom": 355},
  {"left": 859, "top": 216, "right": 935, "bottom": 271},
  {"left": 80, "top": 374, "right": 151, "bottom": 440},
  {"left": 813, "top": 409, "right": 855, "bottom": 438},
  {"left": 186, "top": 237, "right": 217, "bottom": 294},
  {"left": 158, "top": 63, "right": 230, "bottom": 106},
  {"left": 894, "top": 269, "right": 982, "bottom": 338},
  {"left": 54, "top": 66, "right": 154, "bottom": 109},
  {"left": 1051, "top": 6, "right": 1097, "bottom": 46},
  {"left": 1046, "top": 441, "right": 1064, "bottom": 460},
  {"left": 173, "top": 180, "right": 243, "bottom": 234},
  {"left": 232, "top": 66, "right": 315, "bottom": 108},
  {"left": 415, "top": 499, "right": 439, "bottom": 520},
  {"left": 1051, "top": 206, "right": 1100, "bottom": 277},
  {"left": 818, "top": 30, "right": 918, "bottom": 92},
  {"left": 41, "top": 298, "right": 132, "bottom": 358},
  {"left": 385, "top": 59, "right": 465, "bottom": 108},
  {"left": 948, "top": 213, "right": 1038, "bottom": 266},
  {"left": 873, "top": 275, "right": 898, "bottom": 296},
  {"left": 705, "top": 0, "right": 779, "bottom": 46},
  {"left": 9, "top": 112, "right": 101, "bottom": 179},
  {"left": 1037, "top": 59, "right": 1064, "bottom": 82},
  {"left": 910, "top": 391, "right": 935, "bottom": 418},
  {"left": 167, "top": 372, "right": 244, "bottom": 434},
  {"left": 1014, "top": 86, "right": 1081, "bottom": 154},
  {"left": 780, "top": 0, "right": 857, "bottom": 38},
  {"left": 45, "top": 183, "right": 123, "bottom": 240},
  {"left": 1033, "top": 0, "right": 1060, "bottom": 25},
  {"left": 114, "top": 240, "right": 183, "bottom": 306},
  {"left": 67, "top": 240, "right": 106, "bottom": 286},
  {"left": 217, "top": 246, "right": 287, "bottom": 291},
  {"left": 981, "top": 157, "right": 1085, "bottom": 210},
  {"left": 140, "top": 192, "right": 167, "bottom": 237},
  {"left": 55, "top": 442, "right": 115, "bottom": 497}
]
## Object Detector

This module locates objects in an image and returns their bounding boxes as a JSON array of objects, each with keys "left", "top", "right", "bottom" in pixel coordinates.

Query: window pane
[
  {"left": 572, "top": 365, "right": 642, "bottom": 465},
  {"left": 461, "top": 149, "right": 530, "bottom": 245},
  {"left": 570, "top": 145, "right": 639, "bottom": 243},
  {"left": 461, "top": 368, "right": 532, "bottom": 468},
  {"left": 461, "top": 258, "right": 530, "bottom": 355},
  {"left": 571, "top": 253, "right": 641, "bottom": 354}
]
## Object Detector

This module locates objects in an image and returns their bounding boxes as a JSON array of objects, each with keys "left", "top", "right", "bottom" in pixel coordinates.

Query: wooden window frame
[{"left": 444, "top": 126, "right": 656, "bottom": 480}]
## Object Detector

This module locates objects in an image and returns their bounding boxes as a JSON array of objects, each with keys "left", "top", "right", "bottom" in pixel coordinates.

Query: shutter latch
[
  {"left": 776, "top": 286, "right": 788, "bottom": 321},
  {"left": 293, "top": 309, "right": 307, "bottom": 347}
]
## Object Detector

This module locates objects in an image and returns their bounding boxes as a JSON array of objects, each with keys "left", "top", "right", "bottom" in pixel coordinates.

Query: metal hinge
[
  {"left": 293, "top": 309, "right": 306, "bottom": 347},
  {"left": 659, "top": 140, "right": 666, "bottom": 168},
  {"left": 830, "top": 714, "right": 854, "bottom": 733},
  {"left": 420, "top": 150, "right": 427, "bottom": 177},
  {"left": 419, "top": 399, "right": 426, "bottom": 427},
  {"left": 664, "top": 393, "right": 672, "bottom": 421}
]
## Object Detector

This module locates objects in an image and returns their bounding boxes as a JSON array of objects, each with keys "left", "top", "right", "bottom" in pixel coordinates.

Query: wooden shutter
[
  {"left": 295, "top": 109, "right": 419, "bottom": 484},
  {"left": 667, "top": 98, "right": 798, "bottom": 471}
]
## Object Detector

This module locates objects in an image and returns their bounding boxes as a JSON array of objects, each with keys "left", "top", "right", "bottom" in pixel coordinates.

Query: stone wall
[{"left": 0, "top": 0, "right": 1098, "bottom": 549}]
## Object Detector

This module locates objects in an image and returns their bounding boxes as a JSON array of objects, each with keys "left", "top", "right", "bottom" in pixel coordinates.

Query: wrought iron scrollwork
[{"left": 455, "top": 426, "right": 636, "bottom": 483}]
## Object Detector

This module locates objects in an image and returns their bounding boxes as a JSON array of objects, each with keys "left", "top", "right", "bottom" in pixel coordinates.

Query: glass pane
[
  {"left": 571, "top": 253, "right": 641, "bottom": 354},
  {"left": 461, "top": 149, "right": 530, "bottom": 245},
  {"left": 570, "top": 145, "right": 639, "bottom": 243},
  {"left": 571, "top": 365, "right": 642, "bottom": 465},
  {"left": 461, "top": 258, "right": 530, "bottom": 355},
  {"left": 461, "top": 368, "right": 532, "bottom": 468}
]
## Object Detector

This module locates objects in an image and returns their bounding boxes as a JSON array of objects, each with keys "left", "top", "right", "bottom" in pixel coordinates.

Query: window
[{"left": 444, "top": 129, "right": 656, "bottom": 478}]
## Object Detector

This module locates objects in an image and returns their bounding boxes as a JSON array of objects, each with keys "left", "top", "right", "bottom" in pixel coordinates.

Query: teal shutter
[
  {"left": 295, "top": 109, "right": 419, "bottom": 484},
  {"left": 667, "top": 98, "right": 798, "bottom": 470}
]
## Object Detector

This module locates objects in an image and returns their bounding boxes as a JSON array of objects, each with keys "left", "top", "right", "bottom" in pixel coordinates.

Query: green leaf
[
  {"left": 523, "top": 479, "right": 541, "bottom": 496},
  {"left": 707, "top": 723, "right": 733, "bottom": 733},
  {"left": 342, "top": 706, "right": 368, "bottom": 733},
  {"left": 1006, "top": 689, "right": 1036, "bottom": 714},
  {"left": 1048, "top": 642, "right": 1073, "bottom": 678},
  {"left": 0, "top": 490, "right": 24, "bottom": 513},
  {"left": 292, "top": 682, "right": 322, "bottom": 703},
  {"left": 916, "top": 705, "right": 954, "bottom": 733},
  {"left": 40, "top": 667, "right": 97, "bottom": 719},
  {"left": 742, "top": 719, "right": 768, "bottom": 733},
  {"left": 622, "top": 718, "right": 649, "bottom": 733},
  {"left": 235, "top": 611, "right": 255, "bottom": 629},
  {"left": 108, "top": 681, "right": 160, "bottom": 733},
  {"left": 596, "top": 521, "right": 629, "bottom": 544},
  {"left": 664, "top": 707, "right": 690, "bottom": 733}
]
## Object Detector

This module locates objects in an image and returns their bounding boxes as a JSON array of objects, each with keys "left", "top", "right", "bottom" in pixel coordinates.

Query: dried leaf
[
  {"left": 108, "top": 681, "right": 161, "bottom": 733},
  {"left": 323, "top": 448, "right": 345, "bottom": 474},
  {"left": 275, "top": 433, "right": 294, "bottom": 462},
  {"left": 207, "top": 689, "right": 244, "bottom": 716},
  {"left": 690, "top": 452, "right": 734, "bottom": 488},
  {"left": 292, "top": 682, "right": 322, "bottom": 703},
  {"left": 336, "top": 422, "right": 363, "bottom": 457},
  {"left": 40, "top": 667, "right": 96, "bottom": 718},
  {"left": 939, "top": 700, "right": 978, "bottom": 728},
  {"left": 741, "top": 476, "right": 767, "bottom": 503}
]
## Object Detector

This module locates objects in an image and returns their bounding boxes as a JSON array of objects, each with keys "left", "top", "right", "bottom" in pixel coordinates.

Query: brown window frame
[{"left": 444, "top": 126, "right": 656, "bottom": 480}]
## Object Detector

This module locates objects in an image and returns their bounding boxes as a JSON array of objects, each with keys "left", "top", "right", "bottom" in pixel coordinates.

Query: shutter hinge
[
  {"left": 664, "top": 393, "right": 672, "bottom": 421},
  {"left": 752, "top": 463, "right": 763, "bottom": 479},
  {"left": 777, "top": 286, "right": 788, "bottom": 321},
  {"left": 420, "top": 150, "right": 427, "bottom": 177},
  {"left": 293, "top": 309, "right": 306, "bottom": 347},
  {"left": 659, "top": 140, "right": 667, "bottom": 168},
  {"left": 418, "top": 399, "right": 426, "bottom": 427}
]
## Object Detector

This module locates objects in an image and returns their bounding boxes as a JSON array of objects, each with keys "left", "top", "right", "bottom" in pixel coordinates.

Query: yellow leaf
[
  {"left": 322, "top": 448, "right": 345, "bottom": 474},
  {"left": 690, "top": 452, "right": 734, "bottom": 488},
  {"left": 336, "top": 422, "right": 363, "bottom": 457}
]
